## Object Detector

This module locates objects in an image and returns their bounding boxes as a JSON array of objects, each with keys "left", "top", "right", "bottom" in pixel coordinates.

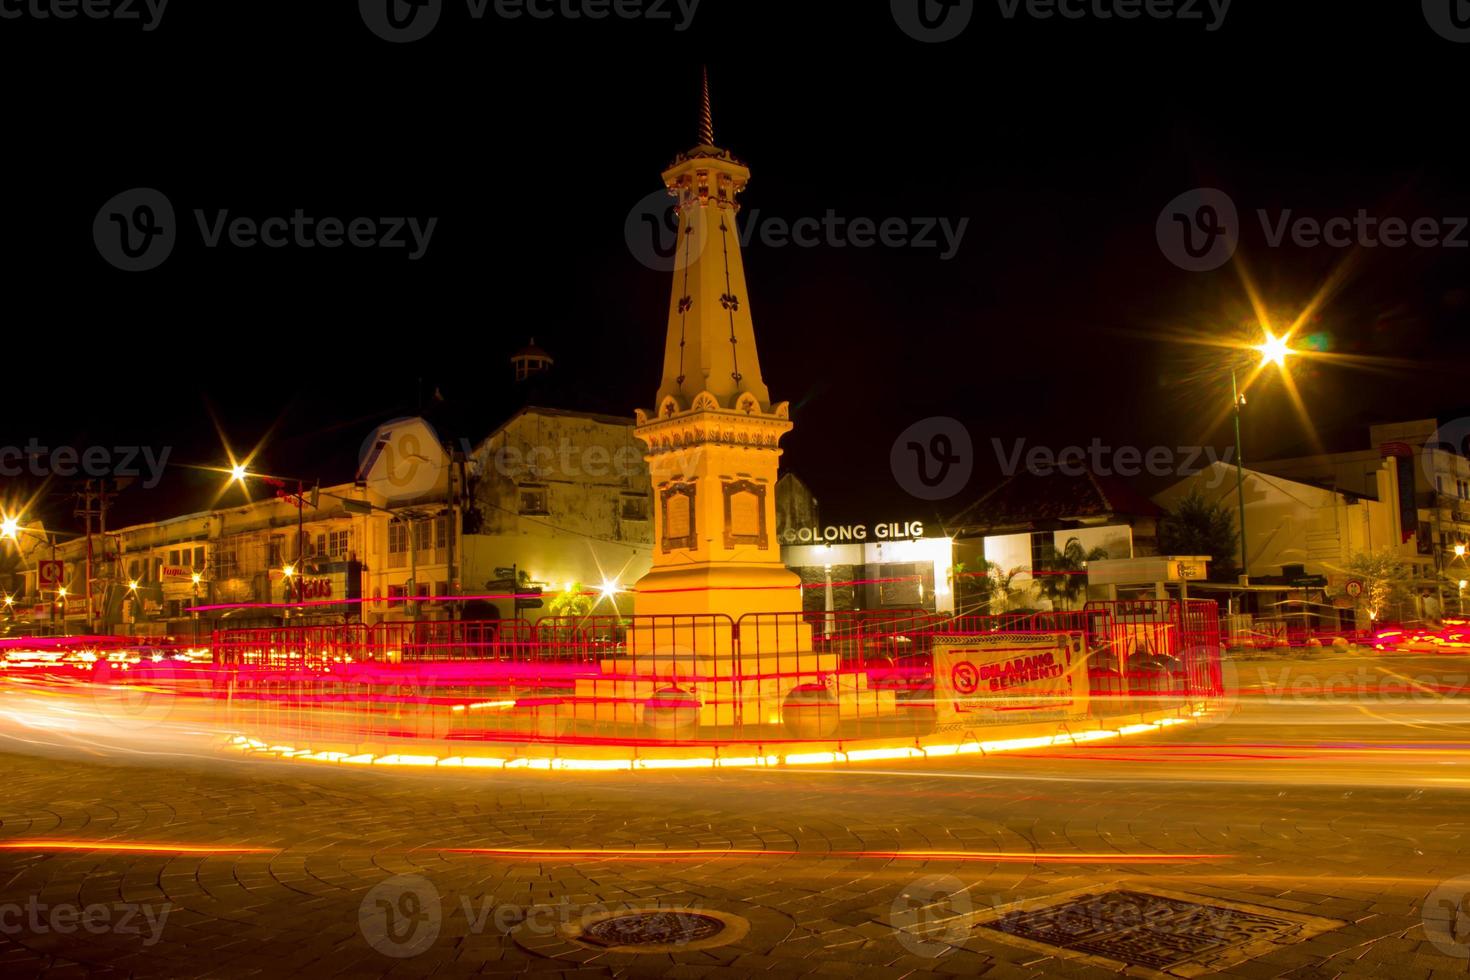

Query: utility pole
[{"left": 74, "top": 480, "right": 116, "bottom": 634}]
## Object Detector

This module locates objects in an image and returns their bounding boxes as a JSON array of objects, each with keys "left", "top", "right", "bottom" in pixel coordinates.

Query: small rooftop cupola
[{"left": 511, "top": 338, "right": 553, "bottom": 382}]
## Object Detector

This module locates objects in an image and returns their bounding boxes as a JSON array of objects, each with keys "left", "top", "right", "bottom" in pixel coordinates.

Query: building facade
[{"left": 1254, "top": 418, "right": 1465, "bottom": 591}]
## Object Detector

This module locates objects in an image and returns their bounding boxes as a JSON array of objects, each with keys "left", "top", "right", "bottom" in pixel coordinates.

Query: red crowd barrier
[{"left": 199, "top": 601, "right": 1222, "bottom": 747}]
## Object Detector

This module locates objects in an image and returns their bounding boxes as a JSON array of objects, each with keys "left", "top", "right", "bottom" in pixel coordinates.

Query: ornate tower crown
[{"left": 637, "top": 68, "right": 788, "bottom": 427}]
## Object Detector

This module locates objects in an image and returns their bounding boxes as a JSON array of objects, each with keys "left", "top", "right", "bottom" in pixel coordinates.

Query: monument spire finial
[{"left": 698, "top": 66, "right": 715, "bottom": 146}]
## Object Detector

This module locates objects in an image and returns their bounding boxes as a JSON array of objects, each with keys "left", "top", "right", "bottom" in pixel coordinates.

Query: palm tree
[
  {"left": 1038, "top": 537, "right": 1108, "bottom": 610},
  {"left": 952, "top": 560, "right": 1028, "bottom": 615}
]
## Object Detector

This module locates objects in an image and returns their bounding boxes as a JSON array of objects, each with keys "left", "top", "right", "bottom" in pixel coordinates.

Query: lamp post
[
  {"left": 1231, "top": 330, "right": 1296, "bottom": 589},
  {"left": 2, "top": 516, "right": 68, "bottom": 635}
]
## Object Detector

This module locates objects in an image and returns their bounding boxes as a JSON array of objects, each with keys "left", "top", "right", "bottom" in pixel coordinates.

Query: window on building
[
  {"left": 621, "top": 495, "right": 649, "bottom": 521},
  {"left": 434, "top": 581, "right": 449, "bottom": 596},
  {"left": 192, "top": 546, "right": 205, "bottom": 569},
  {"left": 315, "top": 533, "right": 327, "bottom": 557},
  {"left": 388, "top": 584, "right": 405, "bottom": 599},
  {"left": 388, "top": 523, "right": 407, "bottom": 554},
  {"left": 269, "top": 537, "right": 285, "bottom": 566},
  {"left": 129, "top": 559, "right": 140, "bottom": 581},
  {"left": 413, "top": 520, "right": 431, "bottom": 553},
  {"left": 519, "top": 486, "right": 549, "bottom": 515},
  {"left": 435, "top": 516, "right": 448, "bottom": 550},
  {"left": 330, "top": 530, "right": 349, "bottom": 557}
]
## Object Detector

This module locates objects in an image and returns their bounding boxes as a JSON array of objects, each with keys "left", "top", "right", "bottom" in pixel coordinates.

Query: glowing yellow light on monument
[
  {"left": 1255, "top": 330, "right": 1292, "bottom": 368},
  {"left": 56, "top": 587, "right": 67, "bottom": 598},
  {"left": 1456, "top": 544, "right": 1467, "bottom": 558},
  {"left": 192, "top": 572, "right": 202, "bottom": 585},
  {"left": 2, "top": 595, "right": 13, "bottom": 607},
  {"left": 283, "top": 565, "right": 295, "bottom": 578},
  {"left": 230, "top": 463, "right": 249, "bottom": 482},
  {"left": 0, "top": 516, "right": 18, "bottom": 540},
  {"left": 128, "top": 580, "right": 139, "bottom": 591},
  {"left": 599, "top": 579, "right": 622, "bottom": 601}
]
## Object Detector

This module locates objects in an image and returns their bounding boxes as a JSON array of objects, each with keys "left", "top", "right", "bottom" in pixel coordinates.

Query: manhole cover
[
  {"left": 582, "top": 911, "right": 725, "bottom": 947},
  {"left": 974, "top": 886, "right": 1344, "bottom": 977},
  {"left": 560, "top": 907, "right": 751, "bottom": 953}
]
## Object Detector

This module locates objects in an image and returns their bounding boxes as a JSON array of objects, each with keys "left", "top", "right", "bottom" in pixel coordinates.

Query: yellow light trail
[
  {"left": 0, "top": 840, "right": 274, "bottom": 854},
  {"left": 444, "top": 846, "right": 1231, "bottom": 863}
]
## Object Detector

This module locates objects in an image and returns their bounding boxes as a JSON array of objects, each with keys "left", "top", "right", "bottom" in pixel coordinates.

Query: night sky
[{"left": 5, "top": 1, "right": 1469, "bottom": 534}]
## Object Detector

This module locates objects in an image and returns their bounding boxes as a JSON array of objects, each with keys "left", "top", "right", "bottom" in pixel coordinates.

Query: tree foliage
[
  {"left": 1343, "top": 550, "right": 1414, "bottom": 624},
  {"left": 1159, "top": 489, "right": 1238, "bottom": 581}
]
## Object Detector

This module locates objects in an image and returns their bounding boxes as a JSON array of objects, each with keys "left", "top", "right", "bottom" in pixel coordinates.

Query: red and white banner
[{"left": 933, "top": 633, "right": 1087, "bottom": 724}]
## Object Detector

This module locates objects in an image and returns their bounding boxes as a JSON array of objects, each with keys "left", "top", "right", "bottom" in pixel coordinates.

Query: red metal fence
[{"left": 205, "top": 601, "right": 1222, "bottom": 748}]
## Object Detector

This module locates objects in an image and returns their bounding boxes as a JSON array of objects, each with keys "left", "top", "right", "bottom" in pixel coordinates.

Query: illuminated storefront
[{"left": 780, "top": 521, "right": 955, "bottom": 617}]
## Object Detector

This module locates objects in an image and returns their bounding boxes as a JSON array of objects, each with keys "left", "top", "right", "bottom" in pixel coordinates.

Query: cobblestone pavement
[{"left": 2, "top": 653, "right": 1469, "bottom": 978}]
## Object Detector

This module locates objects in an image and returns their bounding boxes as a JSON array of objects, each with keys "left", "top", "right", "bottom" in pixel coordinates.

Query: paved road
[{"left": 2, "top": 653, "right": 1469, "bottom": 978}]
